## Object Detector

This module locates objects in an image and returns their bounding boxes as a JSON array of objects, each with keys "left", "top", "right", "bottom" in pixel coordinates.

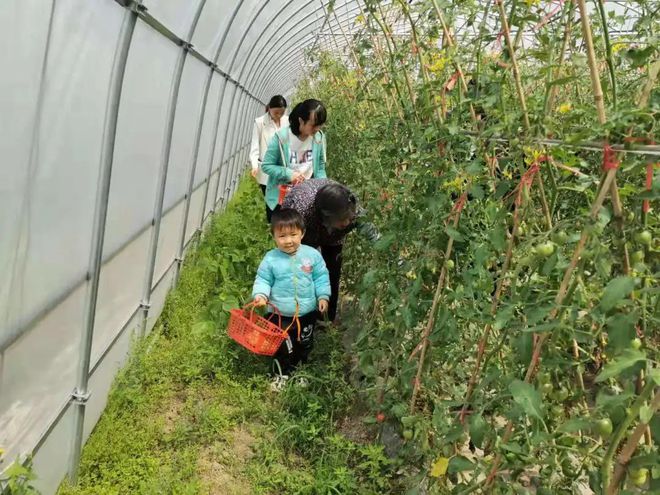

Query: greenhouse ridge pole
[
  {"left": 139, "top": 0, "right": 206, "bottom": 338},
  {"left": 69, "top": 4, "right": 138, "bottom": 483}
]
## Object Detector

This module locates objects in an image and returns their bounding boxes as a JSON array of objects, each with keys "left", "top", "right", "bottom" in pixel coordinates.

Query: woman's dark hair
[
  {"left": 289, "top": 99, "right": 327, "bottom": 136},
  {"left": 315, "top": 183, "right": 357, "bottom": 224},
  {"left": 267, "top": 95, "right": 287, "bottom": 110},
  {"left": 270, "top": 208, "right": 305, "bottom": 233}
]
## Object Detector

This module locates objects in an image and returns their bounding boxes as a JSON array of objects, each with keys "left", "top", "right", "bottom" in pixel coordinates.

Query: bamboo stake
[
  {"left": 604, "top": 382, "right": 659, "bottom": 493},
  {"left": 397, "top": 0, "right": 444, "bottom": 125},
  {"left": 376, "top": 3, "right": 418, "bottom": 110},
  {"left": 370, "top": 4, "right": 418, "bottom": 119},
  {"left": 430, "top": 0, "right": 478, "bottom": 124},
  {"left": 545, "top": 1, "right": 575, "bottom": 115},
  {"left": 361, "top": 4, "right": 405, "bottom": 120},
  {"left": 330, "top": 4, "right": 376, "bottom": 114},
  {"left": 459, "top": 169, "right": 536, "bottom": 422},
  {"left": 496, "top": 0, "right": 531, "bottom": 131},
  {"left": 595, "top": 0, "right": 617, "bottom": 109},
  {"left": 410, "top": 210, "right": 462, "bottom": 412},
  {"left": 484, "top": 160, "right": 619, "bottom": 486}
]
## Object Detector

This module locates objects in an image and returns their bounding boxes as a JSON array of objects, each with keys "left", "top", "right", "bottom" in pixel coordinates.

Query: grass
[{"left": 57, "top": 179, "right": 392, "bottom": 495}]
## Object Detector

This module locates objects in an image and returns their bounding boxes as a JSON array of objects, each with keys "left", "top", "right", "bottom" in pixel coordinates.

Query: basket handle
[{"left": 243, "top": 301, "right": 283, "bottom": 331}]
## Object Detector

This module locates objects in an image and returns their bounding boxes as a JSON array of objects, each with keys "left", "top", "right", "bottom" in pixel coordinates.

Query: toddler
[{"left": 252, "top": 208, "right": 331, "bottom": 389}]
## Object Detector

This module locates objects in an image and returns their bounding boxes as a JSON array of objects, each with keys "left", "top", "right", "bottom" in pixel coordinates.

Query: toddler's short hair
[{"left": 271, "top": 208, "right": 305, "bottom": 233}]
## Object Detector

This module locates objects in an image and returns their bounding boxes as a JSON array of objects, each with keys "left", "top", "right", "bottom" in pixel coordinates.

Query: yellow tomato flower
[{"left": 557, "top": 102, "right": 572, "bottom": 114}]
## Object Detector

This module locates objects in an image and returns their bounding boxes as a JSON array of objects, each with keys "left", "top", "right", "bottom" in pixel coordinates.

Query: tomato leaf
[
  {"left": 629, "top": 453, "right": 660, "bottom": 469},
  {"left": 445, "top": 226, "right": 464, "bottom": 242},
  {"left": 557, "top": 418, "right": 592, "bottom": 433},
  {"left": 649, "top": 368, "right": 660, "bottom": 386},
  {"left": 595, "top": 349, "right": 646, "bottom": 383},
  {"left": 469, "top": 413, "right": 487, "bottom": 448},
  {"left": 448, "top": 456, "right": 475, "bottom": 473},
  {"left": 599, "top": 276, "right": 635, "bottom": 312},
  {"left": 606, "top": 311, "right": 639, "bottom": 353},
  {"left": 640, "top": 405, "right": 653, "bottom": 424},
  {"left": 509, "top": 380, "right": 544, "bottom": 420}
]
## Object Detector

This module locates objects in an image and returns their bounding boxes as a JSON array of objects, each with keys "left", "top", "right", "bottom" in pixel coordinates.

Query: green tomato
[
  {"left": 536, "top": 242, "right": 555, "bottom": 257},
  {"left": 634, "top": 230, "right": 652, "bottom": 246},
  {"left": 631, "top": 250, "right": 645, "bottom": 263},
  {"left": 551, "top": 231, "right": 568, "bottom": 245},
  {"left": 630, "top": 468, "right": 648, "bottom": 487},
  {"left": 552, "top": 387, "right": 569, "bottom": 402},
  {"left": 630, "top": 338, "right": 642, "bottom": 350},
  {"left": 537, "top": 371, "right": 552, "bottom": 384},
  {"left": 595, "top": 418, "right": 613, "bottom": 437},
  {"left": 402, "top": 429, "right": 413, "bottom": 441},
  {"left": 541, "top": 382, "right": 554, "bottom": 395},
  {"left": 445, "top": 259, "right": 455, "bottom": 270},
  {"left": 626, "top": 211, "right": 635, "bottom": 222},
  {"left": 561, "top": 453, "right": 581, "bottom": 478},
  {"left": 551, "top": 405, "right": 565, "bottom": 418}
]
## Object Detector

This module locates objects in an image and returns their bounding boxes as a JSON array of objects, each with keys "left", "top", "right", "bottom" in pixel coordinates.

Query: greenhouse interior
[{"left": 1, "top": 0, "right": 658, "bottom": 494}]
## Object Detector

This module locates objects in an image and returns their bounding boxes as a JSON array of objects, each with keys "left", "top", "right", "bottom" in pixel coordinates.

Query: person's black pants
[
  {"left": 259, "top": 184, "right": 266, "bottom": 195},
  {"left": 266, "top": 204, "right": 280, "bottom": 223},
  {"left": 267, "top": 311, "right": 317, "bottom": 375},
  {"left": 301, "top": 242, "right": 343, "bottom": 322}
]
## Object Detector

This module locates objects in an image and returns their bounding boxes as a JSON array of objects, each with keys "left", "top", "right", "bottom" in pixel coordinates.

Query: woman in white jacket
[{"left": 249, "top": 95, "right": 289, "bottom": 196}]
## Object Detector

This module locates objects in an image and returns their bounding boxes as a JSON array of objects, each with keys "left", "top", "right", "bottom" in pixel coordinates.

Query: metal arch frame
[
  {"left": 258, "top": 32, "right": 355, "bottom": 98},
  {"left": 226, "top": 2, "right": 366, "bottom": 195},
  {"left": 259, "top": 35, "right": 354, "bottom": 103},
  {"left": 258, "top": 2, "right": 418, "bottom": 100},
  {"left": 138, "top": 0, "right": 206, "bottom": 343},
  {"left": 173, "top": 0, "right": 248, "bottom": 284},
  {"left": 254, "top": 17, "right": 358, "bottom": 98},
  {"left": 248, "top": 2, "right": 364, "bottom": 100},
  {"left": 221, "top": 2, "right": 365, "bottom": 196},
  {"left": 249, "top": 0, "right": 410, "bottom": 100},
  {"left": 264, "top": 41, "right": 350, "bottom": 97},
  {"left": 209, "top": 0, "right": 340, "bottom": 205},
  {"left": 204, "top": 0, "right": 319, "bottom": 210},
  {"left": 195, "top": 0, "right": 263, "bottom": 233},
  {"left": 68, "top": 1, "right": 142, "bottom": 483},
  {"left": 214, "top": 0, "right": 337, "bottom": 199},
  {"left": 202, "top": 0, "right": 279, "bottom": 215}
]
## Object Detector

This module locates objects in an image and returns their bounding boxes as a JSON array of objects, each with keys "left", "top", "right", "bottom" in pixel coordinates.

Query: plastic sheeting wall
[
  {"left": 0, "top": 1, "right": 266, "bottom": 493},
  {"left": 0, "top": 0, "right": 363, "bottom": 492}
]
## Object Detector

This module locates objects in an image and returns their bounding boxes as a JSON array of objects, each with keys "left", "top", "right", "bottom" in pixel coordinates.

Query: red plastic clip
[
  {"left": 602, "top": 144, "right": 620, "bottom": 172},
  {"left": 644, "top": 163, "right": 656, "bottom": 214}
]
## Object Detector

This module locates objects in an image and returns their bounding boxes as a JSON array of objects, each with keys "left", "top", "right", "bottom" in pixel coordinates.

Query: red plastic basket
[
  {"left": 278, "top": 184, "right": 292, "bottom": 205},
  {"left": 227, "top": 303, "right": 287, "bottom": 356}
]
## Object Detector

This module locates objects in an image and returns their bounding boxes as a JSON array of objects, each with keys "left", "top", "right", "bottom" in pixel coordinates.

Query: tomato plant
[{"left": 294, "top": 0, "right": 658, "bottom": 492}]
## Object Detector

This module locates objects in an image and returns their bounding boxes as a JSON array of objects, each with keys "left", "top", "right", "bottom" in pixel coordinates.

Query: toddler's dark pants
[{"left": 266, "top": 311, "right": 317, "bottom": 375}]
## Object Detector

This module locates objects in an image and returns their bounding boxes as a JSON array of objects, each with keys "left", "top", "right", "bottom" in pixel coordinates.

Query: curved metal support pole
[
  {"left": 69, "top": 5, "right": 138, "bottom": 483},
  {"left": 173, "top": 0, "right": 246, "bottom": 283},
  {"left": 139, "top": 1, "right": 206, "bottom": 338}
]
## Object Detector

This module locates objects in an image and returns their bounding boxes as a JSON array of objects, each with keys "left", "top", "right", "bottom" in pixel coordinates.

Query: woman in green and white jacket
[{"left": 261, "top": 99, "right": 327, "bottom": 222}]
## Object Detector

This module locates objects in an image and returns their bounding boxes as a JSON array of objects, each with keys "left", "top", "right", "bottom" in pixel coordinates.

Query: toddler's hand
[
  {"left": 250, "top": 168, "right": 258, "bottom": 178},
  {"left": 318, "top": 299, "right": 329, "bottom": 313},
  {"left": 254, "top": 295, "right": 268, "bottom": 307}
]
